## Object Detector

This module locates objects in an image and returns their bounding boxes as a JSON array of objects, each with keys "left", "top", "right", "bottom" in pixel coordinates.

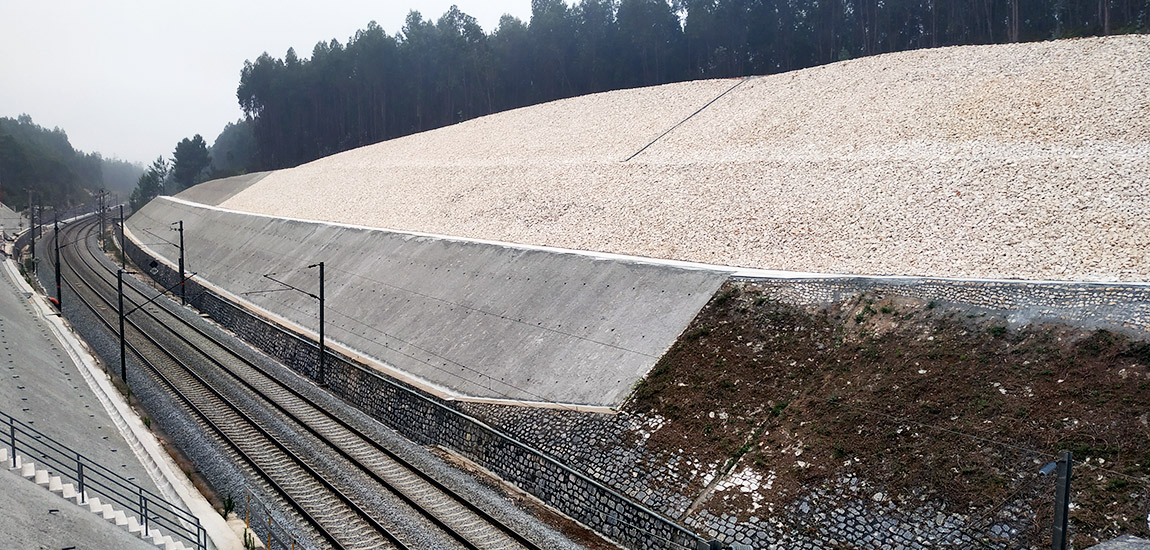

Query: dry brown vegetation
[{"left": 629, "top": 282, "right": 1150, "bottom": 546}]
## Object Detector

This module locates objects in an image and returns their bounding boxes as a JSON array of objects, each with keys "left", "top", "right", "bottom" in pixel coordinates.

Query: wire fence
[{"left": 240, "top": 487, "right": 309, "bottom": 550}]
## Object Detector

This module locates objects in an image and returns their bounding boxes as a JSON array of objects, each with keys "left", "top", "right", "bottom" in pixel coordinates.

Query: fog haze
[{"left": 0, "top": 0, "right": 531, "bottom": 164}]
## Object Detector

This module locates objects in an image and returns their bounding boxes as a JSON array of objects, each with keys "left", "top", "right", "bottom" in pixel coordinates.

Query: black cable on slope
[{"left": 622, "top": 77, "right": 752, "bottom": 163}]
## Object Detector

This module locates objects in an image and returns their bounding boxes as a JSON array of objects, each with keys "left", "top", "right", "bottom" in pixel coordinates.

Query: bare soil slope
[
  {"left": 630, "top": 283, "right": 1150, "bottom": 546},
  {"left": 221, "top": 35, "right": 1150, "bottom": 281}
]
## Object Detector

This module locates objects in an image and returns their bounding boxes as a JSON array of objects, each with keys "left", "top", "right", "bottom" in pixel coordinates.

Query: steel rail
[
  {"left": 84, "top": 218, "right": 546, "bottom": 550},
  {"left": 70, "top": 217, "right": 480, "bottom": 549},
  {"left": 55, "top": 220, "right": 397, "bottom": 550},
  {"left": 60, "top": 220, "right": 393, "bottom": 549},
  {"left": 51, "top": 223, "right": 339, "bottom": 549}
]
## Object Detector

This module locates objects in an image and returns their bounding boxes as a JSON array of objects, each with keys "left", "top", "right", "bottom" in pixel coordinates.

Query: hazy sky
[{"left": 0, "top": 0, "right": 533, "bottom": 165}]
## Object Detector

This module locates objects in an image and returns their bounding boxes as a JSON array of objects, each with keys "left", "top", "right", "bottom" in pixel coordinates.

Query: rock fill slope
[{"left": 221, "top": 35, "right": 1150, "bottom": 282}]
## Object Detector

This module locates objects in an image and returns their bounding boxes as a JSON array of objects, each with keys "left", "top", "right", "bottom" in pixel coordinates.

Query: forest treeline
[
  {"left": 0, "top": 115, "right": 142, "bottom": 213},
  {"left": 236, "top": 0, "right": 1149, "bottom": 170}
]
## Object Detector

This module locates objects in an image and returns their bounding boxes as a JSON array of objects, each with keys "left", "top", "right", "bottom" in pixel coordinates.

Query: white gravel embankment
[{"left": 221, "top": 35, "right": 1150, "bottom": 282}]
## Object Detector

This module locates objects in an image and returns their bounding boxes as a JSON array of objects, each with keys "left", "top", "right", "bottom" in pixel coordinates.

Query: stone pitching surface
[{"left": 220, "top": 35, "right": 1149, "bottom": 283}]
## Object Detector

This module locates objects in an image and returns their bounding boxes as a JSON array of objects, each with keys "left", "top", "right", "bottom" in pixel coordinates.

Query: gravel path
[{"left": 221, "top": 35, "right": 1150, "bottom": 282}]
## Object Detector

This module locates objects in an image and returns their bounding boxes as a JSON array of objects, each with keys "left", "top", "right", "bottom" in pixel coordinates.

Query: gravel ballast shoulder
[{"left": 220, "top": 35, "right": 1150, "bottom": 282}]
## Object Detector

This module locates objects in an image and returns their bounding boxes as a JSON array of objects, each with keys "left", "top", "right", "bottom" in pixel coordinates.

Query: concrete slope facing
[
  {"left": 175, "top": 172, "right": 271, "bottom": 206},
  {"left": 127, "top": 197, "right": 727, "bottom": 410},
  {"left": 0, "top": 202, "right": 23, "bottom": 239}
]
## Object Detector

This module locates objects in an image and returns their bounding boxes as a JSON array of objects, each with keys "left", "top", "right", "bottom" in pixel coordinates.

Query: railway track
[{"left": 52, "top": 216, "right": 548, "bottom": 550}]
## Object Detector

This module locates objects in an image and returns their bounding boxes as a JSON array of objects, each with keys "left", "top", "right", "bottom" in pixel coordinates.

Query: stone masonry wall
[
  {"left": 453, "top": 395, "right": 1049, "bottom": 549},
  {"left": 738, "top": 276, "right": 1150, "bottom": 339}
]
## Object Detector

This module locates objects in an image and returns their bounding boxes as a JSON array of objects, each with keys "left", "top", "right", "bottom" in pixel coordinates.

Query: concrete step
[
  {"left": 145, "top": 528, "right": 165, "bottom": 543},
  {"left": 111, "top": 509, "right": 129, "bottom": 526},
  {"left": 99, "top": 503, "right": 117, "bottom": 521},
  {"left": 3, "top": 451, "right": 196, "bottom": 549},
  {"left": 150, "top": 531, "right": 179, "bottom": 549}
]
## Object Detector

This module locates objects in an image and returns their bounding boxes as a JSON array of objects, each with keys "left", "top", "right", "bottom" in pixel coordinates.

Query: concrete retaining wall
[
  {"left": 126, "top": 197, "right": 727, "bottom": 409},
  {"left": 173, "top": 173, "right": 269, "bottom": 207},
  {"left": 122, "top": 234, "right": 709, "bottom": 550},
  {"left": 0, "top": 203, "right": 23, "bottom": 240}
]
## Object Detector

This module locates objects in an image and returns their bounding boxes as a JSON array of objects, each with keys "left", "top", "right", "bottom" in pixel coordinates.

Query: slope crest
[{"left": 220, "top": 35, "right": 1150, "bottom": 282}]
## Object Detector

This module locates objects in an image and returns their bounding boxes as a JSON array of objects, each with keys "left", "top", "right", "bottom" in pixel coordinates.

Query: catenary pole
[
  {"left": 1052, "top": 450, "right": 1073, "bottom": 550},
  {"left": 54, "top": 218, "right": 61, "bottom": 307},
  {"left": 29, "top": 194, "right": 35, "bottom": 266},
  {"left": 118, "top": 269, "right": 126, "bottom": 384},
  {"left": 177, "top": 221, "right": 185, "bottom": 305},
  {"left": 305, "top": 262, "right": 325, "bottom": 385},
  {"left": 119, "top": 205, "right": 125, "bottom": 270},
  {"left": 318, "top": 261, "right": 324, "bottom": 385}
]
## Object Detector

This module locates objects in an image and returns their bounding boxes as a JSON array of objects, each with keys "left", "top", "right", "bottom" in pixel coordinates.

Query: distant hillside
[{"left": 0, "top": 115, "right": 142, "bottom": 211}]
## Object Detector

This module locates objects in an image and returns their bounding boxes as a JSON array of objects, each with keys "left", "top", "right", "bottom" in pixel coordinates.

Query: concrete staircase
[{"left": 2, "top": 447, "right": 191, "bottom": 550}]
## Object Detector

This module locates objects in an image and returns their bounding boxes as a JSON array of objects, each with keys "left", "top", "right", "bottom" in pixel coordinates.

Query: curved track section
[{"left": 53, "top": 218, "right": 547, "bottom": 550}]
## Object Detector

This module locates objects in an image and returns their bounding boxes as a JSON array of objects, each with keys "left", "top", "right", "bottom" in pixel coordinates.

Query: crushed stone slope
[{"left": 220, "top": 35, "right": 1150, "bottom": 282}]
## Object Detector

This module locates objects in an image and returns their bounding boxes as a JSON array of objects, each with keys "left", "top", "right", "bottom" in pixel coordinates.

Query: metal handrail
[{"left": 1, "top": 409, "right": 205, "bottom": 549}]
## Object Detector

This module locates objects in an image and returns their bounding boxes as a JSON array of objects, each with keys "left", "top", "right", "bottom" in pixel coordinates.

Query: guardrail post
[
  {"left": 76, "top": 456, "right": 85, "bottom": 503},
  {"left": 142, "top": 496, "right": 149, "bottom": 535},
  {"left": 138, "top": 487, "right": 145, "bottom": 525},
  {"left": 10, "top": 419, "right": 17, "bottom": 468}
]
